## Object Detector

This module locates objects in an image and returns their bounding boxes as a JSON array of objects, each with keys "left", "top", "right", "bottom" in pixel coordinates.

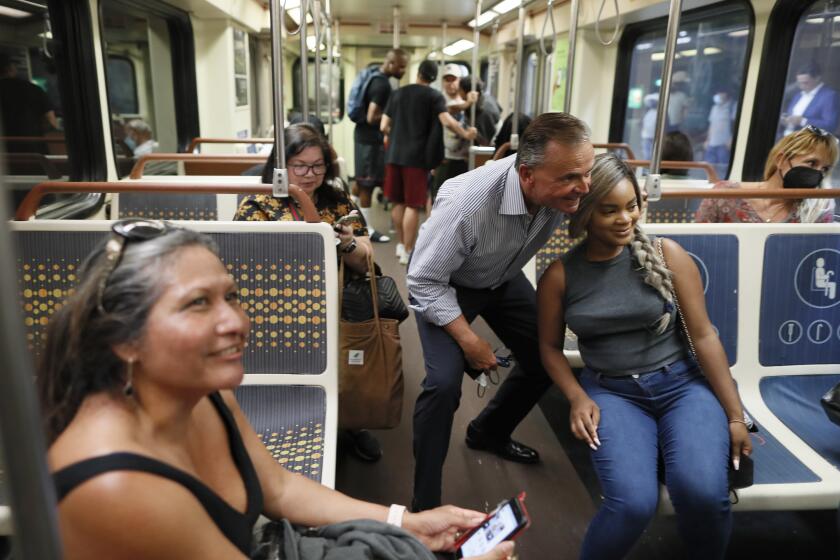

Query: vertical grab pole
[
  {"left": 539, "top": 0, "right": 557, "bottom": 115},
  {"left": 646, "top": 0, "right": 683, "bottom": 202},
  {"left": 299, "top": 0, "right": 309, "bottom": 123},
  {"left": 393, "top": 6, "right": 400, "bottom": 49},
  {"left": 511, "top": 0, "right": 526, "bottom": 151},
  {"left": 326, "top": 16, "right": 334, "bottom": 141},
  {"left": 438, "top": 21, "right": 447, "bottom": 90},
  {"left": 468, "top": 0, "right": 482, "bottom": 170},
  {"left": 312, "top": 0, "right": 322, "bottom": 124},
  {"left": 270, "top": 0, "right": 289, "bottom": 196},
  {"left": 563, "top": 0, "right": 579, "bottom": 114},
  {"left": 0, "top": 193, "right": 63, "bottom": 559},
  {"left": 485, "top": 19, "right": 499, "bottom": 99}
]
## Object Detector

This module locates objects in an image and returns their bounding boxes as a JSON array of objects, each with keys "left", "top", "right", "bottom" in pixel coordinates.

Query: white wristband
[{"left": 387, "top": 504, "right": 406, "bottom": 527}]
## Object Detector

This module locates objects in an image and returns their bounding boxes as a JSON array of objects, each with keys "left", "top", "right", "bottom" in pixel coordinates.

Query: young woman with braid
[{"left": 537, "top": 153, "right": 751, "bottom": 560}]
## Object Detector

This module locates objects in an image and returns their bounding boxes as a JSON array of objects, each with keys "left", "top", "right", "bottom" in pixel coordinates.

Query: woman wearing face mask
[{"left": 695, "top": 125, "right": 838, "bottom": 223}]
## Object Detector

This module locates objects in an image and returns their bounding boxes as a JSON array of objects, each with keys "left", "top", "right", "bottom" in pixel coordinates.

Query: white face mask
[{"left": 713, "top": 94, "right": 726, "bottom": 105}]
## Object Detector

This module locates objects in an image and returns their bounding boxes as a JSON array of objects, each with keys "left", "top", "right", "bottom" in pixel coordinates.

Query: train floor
[{"left": 335, "top": 201, "right": 840, "bottom": 560}]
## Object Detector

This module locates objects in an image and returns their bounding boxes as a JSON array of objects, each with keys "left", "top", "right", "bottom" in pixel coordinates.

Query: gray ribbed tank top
[{"left": 562, "top": 241, "right": 687, "bottom": 376}]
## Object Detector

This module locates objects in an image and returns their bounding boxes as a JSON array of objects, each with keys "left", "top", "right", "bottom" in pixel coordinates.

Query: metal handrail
[
  {"left": 625, "top": 159, "right": 719, "bottom": 183},
  {"left": 564, "top": 0, "right": 580, "bottom": 114},
  {"left": 3, "top": 152, "right": 63, "bottom": 179},
  {"left": 186, "top": 137, "right": 273, "bottom": 152},
  {"left": 593, "top": 142, "right": 637, "bottom": 160},
  {"left": 468, "top": 0, "right": 482, "bottom": 170},
  {"left": 511, "top": 0, "right": 526, "bottom": 151},
  {"left": 15, "top": 181, "right": 320, "bottom": 222},
  {"left": 659, "top": 188, "right": 840, "bottom": 200},
  {"left": 129, "top": 153, "right": 265, "bottom": 179}
]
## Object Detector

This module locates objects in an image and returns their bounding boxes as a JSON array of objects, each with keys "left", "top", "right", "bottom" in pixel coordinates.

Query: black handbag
[
  {"left": 821, "top": 382, "right": 840, "bottom": 427},
  {"left": 341, "top": 264, "right": 409, "bottom": 323}
]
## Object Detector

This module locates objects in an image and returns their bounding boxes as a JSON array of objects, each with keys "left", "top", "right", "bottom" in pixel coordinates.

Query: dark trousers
[{"left": 411, "top": 272, "right": 553, "bottom": 510}]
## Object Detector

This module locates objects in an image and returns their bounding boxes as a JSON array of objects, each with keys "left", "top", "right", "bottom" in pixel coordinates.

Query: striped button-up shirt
[{"left": 407, "top": 155, "right": 565, "bottom": 326}]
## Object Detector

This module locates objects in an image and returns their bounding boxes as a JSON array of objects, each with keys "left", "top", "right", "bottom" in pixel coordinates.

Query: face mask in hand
[
  {"left": 124, "top": 136, "right": 137, "bottom": 152},
  {"left": 782, "top": 166, "right": 824, "bottom": 189}
]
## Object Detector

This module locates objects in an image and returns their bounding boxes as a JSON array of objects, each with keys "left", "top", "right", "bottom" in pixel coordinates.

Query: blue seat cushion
[{"left": 760, "top": 374, "right": 840, "bottom": 473}]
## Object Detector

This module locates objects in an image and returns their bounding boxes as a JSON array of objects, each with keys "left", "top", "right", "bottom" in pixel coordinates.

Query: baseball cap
[
  {"left": 672, "top": 70, "right": 691, "bottom": 84},
  {"left": 443, "top": 63, "right": 462, "bottom": 79}
]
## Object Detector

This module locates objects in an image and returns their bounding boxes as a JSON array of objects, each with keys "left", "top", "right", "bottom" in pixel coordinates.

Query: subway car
[{"left": 1, "top": 0, "right": 839, "bottom": 558}]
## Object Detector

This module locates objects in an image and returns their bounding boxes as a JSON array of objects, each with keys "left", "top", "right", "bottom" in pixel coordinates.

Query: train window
[
  {"left": 0, "top": 2, "right": 77, "bottom": 205},
  {"left": 106, "top": 55, "right": 139, "bottom": 114},
  {"left": 612, "top": 2, "right": 752, "bottom": 181},
  {"left": 548, "top": 37, "right": 569, "bottom": 112},
  {"left": 233, "top": 28, "right": 248, "bottom": 107},
  {"left": 99, "top": 0, "right": 198, "bottom": 177},
  {"left": 777, "top": 1, "right": 840, "bottom": 184},
  {"left": 518, "top": 43, "right": 553, "bottom": 118},
  {"left": 292, "top": 57, "right": 345, "bottom": 125}
]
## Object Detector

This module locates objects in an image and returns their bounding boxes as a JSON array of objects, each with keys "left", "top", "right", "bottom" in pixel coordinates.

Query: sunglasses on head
[
  {"left": 96, "top": 219, "right": 173, "bottom": 314},
  {"left": 804, "top": 124, "right": 837, "bottom": 141}
]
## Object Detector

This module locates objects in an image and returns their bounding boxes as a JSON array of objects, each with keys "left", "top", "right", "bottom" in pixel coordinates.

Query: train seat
[{"left": 3, "top": 220, "right": 340, "bottom": 535}]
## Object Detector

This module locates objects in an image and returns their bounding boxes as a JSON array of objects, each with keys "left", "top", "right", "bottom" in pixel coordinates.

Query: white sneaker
[
  {"left": 399, "top": 250, "right": 411, "bottom": 266},
  {"left": 396, "top": 243, "right": 406, "bottom": 259}
]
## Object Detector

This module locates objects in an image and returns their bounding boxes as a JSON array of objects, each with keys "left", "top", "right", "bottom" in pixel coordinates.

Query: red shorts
[{"left": 384, "top": 164, "right": 428, "bottom": 209}]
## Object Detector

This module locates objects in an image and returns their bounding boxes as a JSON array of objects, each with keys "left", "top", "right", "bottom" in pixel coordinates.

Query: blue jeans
[{"left": 579, "top": 358, "right": 731, "bottom": 560}]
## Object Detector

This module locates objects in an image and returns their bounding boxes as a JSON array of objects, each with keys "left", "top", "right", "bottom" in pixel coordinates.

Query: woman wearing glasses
[
  {"left": 695, "top": 125, "right": 838, "bottom": 223},
  {"left": 41, "top": 220, "right": 513, "bottom": 560},
  {"left": 235, "top": 123, "right": 373, "bottom": 274}
]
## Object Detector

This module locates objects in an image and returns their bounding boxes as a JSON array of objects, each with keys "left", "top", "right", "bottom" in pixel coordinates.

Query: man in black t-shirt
[
  {"left": 380, "top": 60, "right": 476, "bottom": 265},
  {"left": 353, "top": 48, "right": 408, "bottom": 242},
  {"left": 0, "top": 53, "right": 58, "bottom": 154}
]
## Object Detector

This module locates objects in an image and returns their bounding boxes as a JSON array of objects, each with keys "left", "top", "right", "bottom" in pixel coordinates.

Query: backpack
[{"left": 347, "top": 67, "right": 385, "bottom": 124}]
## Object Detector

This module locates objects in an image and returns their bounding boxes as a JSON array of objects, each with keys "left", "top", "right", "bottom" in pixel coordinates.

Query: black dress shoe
[{"left": 465, "top": 423, "right": 541, "bottom": 464}]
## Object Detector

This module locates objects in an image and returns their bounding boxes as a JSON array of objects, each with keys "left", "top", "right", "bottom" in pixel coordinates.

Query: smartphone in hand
[{"left": 455, "top": 493, "right": 530, "bottom": 559}]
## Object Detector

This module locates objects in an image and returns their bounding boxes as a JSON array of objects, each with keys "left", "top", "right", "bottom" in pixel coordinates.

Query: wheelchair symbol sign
[{"left": 794, "top": 248, "right": 840, "bottom": 309}]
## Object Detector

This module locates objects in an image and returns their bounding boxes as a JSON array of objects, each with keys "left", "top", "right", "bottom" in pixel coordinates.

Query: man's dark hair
[
  {"left": 515, "top": 112, "right": 591, "bottom": 168},
  {"left": 458, "top": 76, "right": 484, "bottom": 95},
  {"left": 288, "top": 112, "right": 326, "bottom": 135},
  {"left": 797, "top": 61, "right": 822, "bottom": 78},
  {"left": 418, "top": 60, "right": 438, "bottom": 82},
  {"left": 0, "top": 53, "right": 14, "bottom": 73},
  {"left": 661, "top": 131, "right": 693, "bottom": 176}
]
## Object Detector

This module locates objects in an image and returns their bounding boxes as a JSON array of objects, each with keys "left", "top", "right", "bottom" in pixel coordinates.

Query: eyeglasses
[
  {"left": 96, "top": 219, "right": 171, "bottom": 314},
  {"left": 804, "top": 124, "right": 836, "bottom": 141},
  {"left": 288, "top": 162, "right": 327, "bottom": 176}
]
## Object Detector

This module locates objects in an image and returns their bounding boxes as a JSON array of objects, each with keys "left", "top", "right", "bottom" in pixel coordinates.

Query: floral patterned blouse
[
  {"left": 235, "top": 185, "right": 369, "bottom": 238},
  {"left": 694, "top": 181, "right": 833, "bottom": 224}
]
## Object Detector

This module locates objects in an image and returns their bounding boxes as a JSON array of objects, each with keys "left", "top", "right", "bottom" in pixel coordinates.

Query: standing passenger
[
  {"left": 351, "top": 49, "right": 408, "bottom": 243},
  {"left": 432, "top": 64, "right": 478, "bottom": 199},
  {"left": 0, "top": 52, "right": 58, "bottom": 154},
  {"left": 407, "top": 112, "right": 594, "bottom": 511},
  {"left": 537, "top": 154, "right": 752, "bottom": 560},
  {"left": 380, "top": 60, "right": 476, "bottom": 265}
]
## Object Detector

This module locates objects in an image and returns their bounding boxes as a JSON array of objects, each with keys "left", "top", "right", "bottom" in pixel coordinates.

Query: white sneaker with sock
[
  {"left": 396, "top": 243, "right": 406, "bottom": 259},
  {"left": 399, "top": 250, "right": 411, "bottom": 266}
]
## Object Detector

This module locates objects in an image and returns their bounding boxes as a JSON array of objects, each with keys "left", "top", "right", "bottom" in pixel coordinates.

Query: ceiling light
[
  {"left": 835, "top": 15, "right": 840, "bottom": 22},
  {"left": 703, "top": 47, "right": 722, "bottom": 55},
  {"left": 468, "top": 10, "right": 499, "bottom": 28},
  {"left": 677, "top": 36, "right": 691, "bottom": 44},
  {"left": 428, "top": 51, "right": 439, "bottom": 59},
  {"left": 727, "top": 29, "right": 749, "bottom": 37},
  {"left": 491, "top": 0, "right": 521, "bottom": 15},
  {"left": 635, "top": 42, "right": 653, "bottom": 50},
  {"left": 443, "top": 39, "right": 474, "bottom": 56},
  {"left": 680, "top": 49, "right": 697, "bottom": 57},
  {"left": 806, "top": 17, "right": 825, "bottom": 24},
  {"left": 0, "top": 6, "right": 31, "bottom": 18},
  {"left": 651, "top": 52, "right": 665, "bottom": 61}
]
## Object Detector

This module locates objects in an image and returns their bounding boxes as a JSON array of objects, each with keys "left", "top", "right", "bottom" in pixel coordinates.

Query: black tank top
[{"left": 52, "top": 392, "right": 264, "bottom": 555}]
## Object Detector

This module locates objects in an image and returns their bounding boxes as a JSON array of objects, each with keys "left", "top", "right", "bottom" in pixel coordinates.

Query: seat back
[{"left": 10, "top": 220, "right": 339, "bottom": 487}]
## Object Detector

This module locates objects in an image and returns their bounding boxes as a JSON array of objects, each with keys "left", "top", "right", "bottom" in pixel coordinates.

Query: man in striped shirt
[{"left": 407, "top": 112, "right": 594, "bottom": 511}]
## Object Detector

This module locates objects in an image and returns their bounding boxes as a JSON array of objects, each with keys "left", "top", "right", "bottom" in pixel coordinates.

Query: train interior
[{"left": 1, "top": 0, "right": 840, "bottom": 557}]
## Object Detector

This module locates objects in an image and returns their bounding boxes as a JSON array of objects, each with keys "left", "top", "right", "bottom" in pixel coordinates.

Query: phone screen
[{"left": 458, "top": 502, "right": 522, "bottom": 558}]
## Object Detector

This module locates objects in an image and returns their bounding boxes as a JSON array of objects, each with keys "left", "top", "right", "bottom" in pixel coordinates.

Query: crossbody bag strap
[{"left": 656, "top": 237, "right": 697, "bottom": 358}]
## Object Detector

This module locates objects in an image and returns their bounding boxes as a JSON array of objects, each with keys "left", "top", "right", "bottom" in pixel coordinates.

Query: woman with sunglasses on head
[
  {"left": 235, "top": 123, "right": 372, "bottom": 275},
  {"left": 537, "top": 154, "right": 752, "bottom": 560},
  {"left": 695, "top": 125, "right": 838, "bottom": 223},
  {"left": 41, "top": 220, "right": 514, "bottom": 560}
]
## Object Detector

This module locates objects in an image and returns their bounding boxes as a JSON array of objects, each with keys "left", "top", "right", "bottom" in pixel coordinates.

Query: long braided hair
[{"left": 568, "top": 153, "right": 675, "bottom": 334}]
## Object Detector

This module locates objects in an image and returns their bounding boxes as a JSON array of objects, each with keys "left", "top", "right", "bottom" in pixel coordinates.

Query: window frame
[
  {"left": 46, "top": 0, "right": 108, "bottom": 181},
  {"left": 608, "top": 0, "right": 755, "bottom": 179},
  {"left": 743, "top": 0, "right": 824, "bottom": 181},
  {"left": 97, "top": 0, "right": 199, "bottom": 156}
]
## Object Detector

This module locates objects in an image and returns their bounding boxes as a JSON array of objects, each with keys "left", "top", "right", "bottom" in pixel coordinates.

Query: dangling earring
[{"left": 123, "top": 359, "right": 135, "bottom": 397}]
